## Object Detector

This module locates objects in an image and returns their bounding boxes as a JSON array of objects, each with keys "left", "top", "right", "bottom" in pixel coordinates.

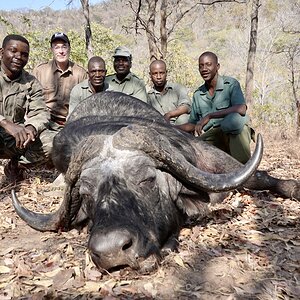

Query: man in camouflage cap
[{"left": 106, "top": 46, "right": 148, "bottom": 102}]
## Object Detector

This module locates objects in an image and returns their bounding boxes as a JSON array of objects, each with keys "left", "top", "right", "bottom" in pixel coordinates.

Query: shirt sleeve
[
  {"left": 176, "top": 84, "right": 191, "bottom": 112},
  {"left": 133, "top": 80, "right": 149, "bottom": 103},
  {"left": 68, "top": 85, "right": 81, "bottom": 117},
  {"left": 230, "top": 79, "right": 246, "bottom": 106},
  {"left": 188, "top": 93, "right": 201, "bottom": 124},
  {"left": 24, "top": 78, "right": 50, "bottom": 134}
]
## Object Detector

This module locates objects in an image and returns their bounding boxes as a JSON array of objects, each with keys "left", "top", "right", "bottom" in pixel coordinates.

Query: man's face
[
  {"left": 0, "top": 39, "right": 29, "bottom": 80},
  {"left": 113, "top": 56, "right": 131, "bottom": 77},
  {"left": 51, "top": 40, "right": 70, "bottom": 64},
  {"left": 198, "top": 55, "right": 219, "bottom": 82},
  {"left": 149, "top": 62, "right": 167, "bottom": 89},
  {"left": 88, "top": 61, "right": 106, "bottom": 88}
]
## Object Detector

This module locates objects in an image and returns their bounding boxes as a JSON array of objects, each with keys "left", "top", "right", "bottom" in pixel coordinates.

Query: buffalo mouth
[{"left": 90, "top": 252, "right": 160, "bottom": 275}]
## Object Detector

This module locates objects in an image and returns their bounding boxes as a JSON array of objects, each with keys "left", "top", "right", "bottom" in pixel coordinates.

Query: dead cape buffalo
[{"left": 12, "top": 91, "right": 300, "bottom": 272}]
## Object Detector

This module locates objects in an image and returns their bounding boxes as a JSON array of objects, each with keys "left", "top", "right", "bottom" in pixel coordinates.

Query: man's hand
[
  {"left": 23, "top": 125, "right": 37, "bottom": 147},
  {"left": 0, "top": 120, "right": 36, "bottom": 149},
  {"left": 195, "top": 115, "right": 210, "bottom": 136},
  {"left": 164, "top": 112, "right": 172, "bottom": 123}
]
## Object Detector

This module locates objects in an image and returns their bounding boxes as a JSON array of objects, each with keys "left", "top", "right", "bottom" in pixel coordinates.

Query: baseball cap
[
  {"left": 50, "top": 32, "right": 70, "bottom": 46},
  {"left": 113, "top": 46, "right": 132, "bottom": 59}
]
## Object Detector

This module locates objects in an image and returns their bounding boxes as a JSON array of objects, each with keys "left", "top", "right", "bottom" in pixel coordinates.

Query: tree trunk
[
  {"left": 289, "top": 46, "right": 300, "bottom": 137},
  {"left": 297, "top": 101, "right": 300, "bottom": 137},
  {"left": 245, "top": 0, "right": 260, "bottom": 107},
  {"left": 146, "top": 0, "right": 159, "bottom": 61},
  {"left": 160, "top": 0, "right": 167, "bottom": 59},
  {"left": 80, "top": 0, "right": 93, "bottom": 59}
]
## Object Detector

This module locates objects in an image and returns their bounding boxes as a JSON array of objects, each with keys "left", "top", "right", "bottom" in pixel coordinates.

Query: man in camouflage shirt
[
  {"left": 106, "top": 46, "right": 148, "bottom": 102},
  {"left": 0, "top": 34, "right": 53, "bottom": 181}
]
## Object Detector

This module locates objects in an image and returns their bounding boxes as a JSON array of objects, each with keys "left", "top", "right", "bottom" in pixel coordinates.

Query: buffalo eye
[
  {"left": 79, "top": 179, "right": 95, "bottom": 196},
  {"left": 138, "top": 176, "right": 156, "bottom": 188}
]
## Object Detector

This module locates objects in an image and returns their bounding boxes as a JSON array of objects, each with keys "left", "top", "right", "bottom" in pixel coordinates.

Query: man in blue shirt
[{"left": 177, "top": 51, "right": 253, "bottom": 164}]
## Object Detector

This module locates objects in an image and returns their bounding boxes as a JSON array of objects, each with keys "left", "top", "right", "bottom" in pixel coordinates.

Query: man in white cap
[
  {"left": 106, "top": 46, "right": 148, "bottom": 102},
  {"left": 33, "top": 32, "right": 87, "bottom": 129}
]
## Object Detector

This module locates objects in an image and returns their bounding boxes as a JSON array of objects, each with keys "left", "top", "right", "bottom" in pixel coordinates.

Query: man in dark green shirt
[{"left": 177, "top": 51, "right": 253, "bottom": 164}]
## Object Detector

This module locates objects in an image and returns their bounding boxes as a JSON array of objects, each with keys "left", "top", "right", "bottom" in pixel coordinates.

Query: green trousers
[
  {"left": 199, "top": 125, "right": 251, "bottom": 164},
  {"left": 199, "top": 113, "right": 254, "bottom": 164}
]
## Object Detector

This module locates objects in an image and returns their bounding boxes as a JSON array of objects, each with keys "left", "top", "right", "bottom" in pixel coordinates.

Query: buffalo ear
[
  {"left": 176, "top": 191, "right": 210, "bottom": 218},
  {"left": 208, "top": 192, "right": 231, "bottom": 205},
  {"left": 176, "top": 190, "right": 231, "bottom": 218}
]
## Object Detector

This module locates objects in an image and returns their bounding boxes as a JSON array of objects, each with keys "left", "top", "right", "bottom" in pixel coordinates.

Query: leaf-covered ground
[{"left": 0, "top": 135, "right": 299, "bottom": 300}]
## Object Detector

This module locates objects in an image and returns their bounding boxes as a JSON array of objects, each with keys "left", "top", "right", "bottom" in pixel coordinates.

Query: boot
[{"left": 4, "top": 158, "right": 25, "bottom": 182}]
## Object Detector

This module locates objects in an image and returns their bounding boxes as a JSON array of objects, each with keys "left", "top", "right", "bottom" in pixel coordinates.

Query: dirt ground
[{"left": 0, "top": 133, "right": 299, "bottom": 300}]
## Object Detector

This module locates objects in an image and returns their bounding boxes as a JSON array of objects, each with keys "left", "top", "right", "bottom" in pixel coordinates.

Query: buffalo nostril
[{"left": 89, "top": 229, "right": 136, "bottom": 255}]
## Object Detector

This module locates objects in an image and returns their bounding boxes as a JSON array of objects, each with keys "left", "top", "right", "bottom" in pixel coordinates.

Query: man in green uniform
[
  {"left": 33, "top": 32, "right": 87, "bottom": 128},
  {"left": 68, "top": 56, "right": 108, "bottom": 116},
  {"left": 0, "top": 34, "right": 52, "bottom": 181},
  {"left": 177, "top": 51, "right": 253, "bottom": 164},
  {"left": 106, "top": 46, "right": 148, "bottom": 102},
  {"left": 147, "top": 60, "right": 191, "bottom": 125}
]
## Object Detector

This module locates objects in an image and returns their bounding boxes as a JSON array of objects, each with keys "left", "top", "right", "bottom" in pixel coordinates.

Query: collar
[
  {"left": 215, "top": 75, "right": 225, "bottom": 91},
  {"left": 149, "top": 81, "right": 172, "bottom": 94},
  {"left": 112, "top": 72, "right": 132, "bottom": 84},
  {"left": 88, "top": 80, "right": 109, "bottom": 93},
  {"left": 198, "top": 75, "right": 224, "bottom": 95},
  {"left": 0, "top": 64, "right": 23, "bottom": 82},
  {"left": 51, "top": 59, "right": 73, "bottom": 74}
]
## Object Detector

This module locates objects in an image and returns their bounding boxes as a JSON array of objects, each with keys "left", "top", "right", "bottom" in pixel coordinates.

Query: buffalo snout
[{"left": 88, "top": 228, "right": 141, "bottom": 271}]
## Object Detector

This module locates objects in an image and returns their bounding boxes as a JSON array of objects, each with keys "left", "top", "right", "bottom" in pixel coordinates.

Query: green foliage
[
  {"left": 67, "top": 30, "right": 87, "bottom": 67},
  {"left": 174, "top": 27, "right": 195, "bottom": 44},
  {"left": 0, "top": 17, "right": 124, "bottom": 72},
  {"left": 90, "top": 22, "right": 128, "bottom": 74},
  {"left": 166, "top": 40, "right": 199, "bottom": 92},
  {"left": 273, "top": 32, "right": 299, "bottom": 53},
  {"left": 24, "top": 31, "right": 51, "bottom": 70}
]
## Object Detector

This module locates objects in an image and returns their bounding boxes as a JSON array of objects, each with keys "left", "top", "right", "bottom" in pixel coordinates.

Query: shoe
[{"left": 4, "top": 159, "right": 25, "bottom": 182}]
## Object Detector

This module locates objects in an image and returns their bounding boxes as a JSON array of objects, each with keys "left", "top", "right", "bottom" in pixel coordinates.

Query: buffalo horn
[
  {"left": 11, "top": 136, "right": 102, "bottom": 232},
  {"left": 114, "top": 125, "right": 263, "bottom": 192}
]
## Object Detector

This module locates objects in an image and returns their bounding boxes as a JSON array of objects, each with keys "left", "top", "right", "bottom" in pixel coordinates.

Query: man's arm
[
  {"left": 68, "top": 85, "right": 82, "bottom": 118},
  {"left": 133, "top": 83, "right": 148, "bottom": 103},
  {"left": 164, "top": 105, "right": 190, "bottom": 122},
  {"left": 24, "top": 77, "right": 50, "bottom": 134},
  {"left": 0, "top": 119, "right": 36, "bottom": 149},
  {"left": 174, "top": 122, "right": 196, "bottom": 133},
  {"left": 195, "top": 104, "right": 247, "bottom": 135}
]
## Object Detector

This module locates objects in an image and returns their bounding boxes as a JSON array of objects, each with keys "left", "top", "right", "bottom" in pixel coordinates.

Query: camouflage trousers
[{"left": 0, "top": 125, "right": 59, "bottom": 167}]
